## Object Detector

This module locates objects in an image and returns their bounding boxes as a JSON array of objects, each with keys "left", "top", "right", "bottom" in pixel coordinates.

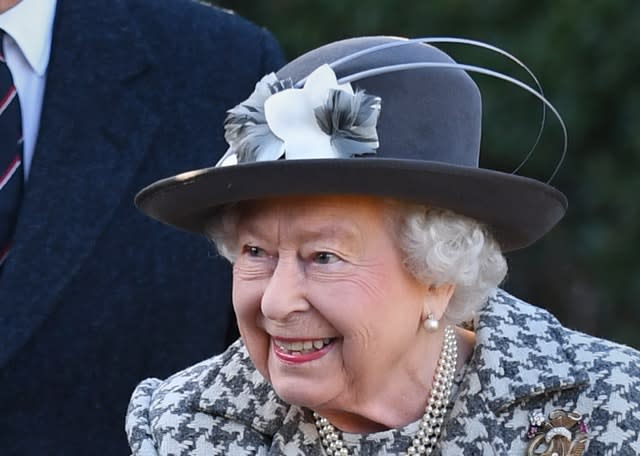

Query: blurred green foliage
[{"left": 213, "top": 0, "right": 640, "bottom": 348}]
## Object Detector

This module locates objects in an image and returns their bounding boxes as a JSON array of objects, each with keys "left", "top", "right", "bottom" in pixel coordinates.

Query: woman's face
[{"left": 232, "top": 195, "right": 429, "bottom": 413}]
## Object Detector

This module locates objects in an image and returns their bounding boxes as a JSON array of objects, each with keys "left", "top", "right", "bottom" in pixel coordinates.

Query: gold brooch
[{"left": 526, "top": 409, "right": 588, "bottom": 456}]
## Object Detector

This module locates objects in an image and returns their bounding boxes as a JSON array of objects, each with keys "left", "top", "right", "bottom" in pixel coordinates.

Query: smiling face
[{"left": 232, "top": 195, "right": 436, "bottom": 420}]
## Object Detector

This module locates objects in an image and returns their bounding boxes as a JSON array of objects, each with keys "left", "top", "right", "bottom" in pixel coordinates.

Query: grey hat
[{"left": 135, "top": 36, "right": 567, "bottom": 251}]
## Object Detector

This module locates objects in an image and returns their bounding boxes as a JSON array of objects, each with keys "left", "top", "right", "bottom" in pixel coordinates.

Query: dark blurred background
[{"left": 213, "top": 0, "right": 640, "bottom": 349}]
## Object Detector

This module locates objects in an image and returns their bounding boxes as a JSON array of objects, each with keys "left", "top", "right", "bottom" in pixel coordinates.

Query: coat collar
[
  {"left": 467, "top": 289, "right": 590, "bottom": 413},
  {"left": 439, "top": 290, "right": 591, "bottom": 454},
  {"left": 0, "top": 0, "right": 160, "bottom": 367}
]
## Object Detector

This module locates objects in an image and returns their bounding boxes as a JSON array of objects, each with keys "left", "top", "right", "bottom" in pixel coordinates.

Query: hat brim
[{"left": 135, "top": 159, "right": 567, "bottom": 252}]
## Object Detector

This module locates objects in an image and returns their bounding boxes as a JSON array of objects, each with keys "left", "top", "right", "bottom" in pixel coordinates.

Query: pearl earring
[{"left": 423, "top": 313, "right": 439, "bottom": 332}]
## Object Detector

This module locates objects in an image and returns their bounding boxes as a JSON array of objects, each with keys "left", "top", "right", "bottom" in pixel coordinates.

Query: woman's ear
[{"left": 422, "top": 283, "right": 455, "bottom": 322}]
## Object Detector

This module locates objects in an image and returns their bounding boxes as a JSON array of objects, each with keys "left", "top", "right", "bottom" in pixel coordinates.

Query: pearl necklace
[{"left": 314, "top": 325, "right": 458, "bottom": 456}]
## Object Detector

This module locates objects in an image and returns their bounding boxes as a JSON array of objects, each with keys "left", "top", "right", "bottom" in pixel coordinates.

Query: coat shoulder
[
  {"left": 497, "top": 289, "right": 640, "bottom": 386},
  {"left": 126, "top": 0, "right": 284, "bottom": 80},
  {"left": 493, "top": 290, "right": 640, "bottom": 397}
]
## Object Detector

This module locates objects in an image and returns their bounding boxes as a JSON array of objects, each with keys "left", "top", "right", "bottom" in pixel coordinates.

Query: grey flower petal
[
  {"left": 314, "top": 89, "right": 381, "bottom": 158},
  {"left": 221, "top": 73, "right": 291, "bottom": 165}
]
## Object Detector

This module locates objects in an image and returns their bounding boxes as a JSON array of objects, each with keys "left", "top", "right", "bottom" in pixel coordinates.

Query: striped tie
[{"left": 0, "top": 31, "right": 23, "bottom": 268}]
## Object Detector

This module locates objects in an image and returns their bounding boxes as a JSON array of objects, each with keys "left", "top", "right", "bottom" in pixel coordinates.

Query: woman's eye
[
  {"left": 244, "top": 245, "right": 265, "bottom": 257},
  {"left": 313, "top": 252, "right": 339, "bottom": 264}
]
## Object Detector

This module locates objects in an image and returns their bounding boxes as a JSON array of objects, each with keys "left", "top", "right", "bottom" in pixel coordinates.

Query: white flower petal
[
  {"left": 283, "top": 129, "right": 334, "bottom": 160},
  {"left": 217, "top": 151, "right": 238, "bottom": 167},
  {"left": 305, "top": 65, "right": 354, "bottom": 104},
  {"left": 265, "top": 89, "right": 334, "bottom": 159},
  {"left": 261, "top": 65, "right": 360, "bottom": 161},
  {"left": 264, "top": 89, "right": 317, "bottom": 141}
]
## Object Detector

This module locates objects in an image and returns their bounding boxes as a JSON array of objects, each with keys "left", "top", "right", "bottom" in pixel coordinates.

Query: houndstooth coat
[{"left": 126, "top": 290, "right": 640, "bottom": 455}]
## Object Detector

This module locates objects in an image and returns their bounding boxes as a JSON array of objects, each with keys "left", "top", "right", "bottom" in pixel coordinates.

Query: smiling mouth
[{"left": 273, "top": 338, "right": 334, "bottom": 355}]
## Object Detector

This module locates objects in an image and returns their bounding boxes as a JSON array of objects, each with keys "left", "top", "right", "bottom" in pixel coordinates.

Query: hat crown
[{"left": 276, "top": 36, "right": 482, "bottom": 167}]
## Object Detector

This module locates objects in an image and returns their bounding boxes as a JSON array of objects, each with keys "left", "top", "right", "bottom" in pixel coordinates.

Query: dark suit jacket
[{"left": 0, "top": 0, "right": 284, "bottom": 454}]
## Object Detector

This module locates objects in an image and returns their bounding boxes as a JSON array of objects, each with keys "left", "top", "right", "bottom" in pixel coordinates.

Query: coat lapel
[
  {"left": 0, "top": 0, "right": 160, "bottom": 366},
  {"left": 440, "top": 290, "right": 590, "bottom": 454},
  {"left": 465, "top": 291, "right": 589, "bottom": 412}
]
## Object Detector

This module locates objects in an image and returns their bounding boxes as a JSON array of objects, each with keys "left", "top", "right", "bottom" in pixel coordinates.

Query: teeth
[{"left": 275, "top": 338, "right": 333, "bottom": 354}]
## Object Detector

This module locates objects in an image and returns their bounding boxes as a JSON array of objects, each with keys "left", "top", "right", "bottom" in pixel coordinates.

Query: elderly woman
[{"left": 126, "top": 37, "right": 640, "bottom": 455}]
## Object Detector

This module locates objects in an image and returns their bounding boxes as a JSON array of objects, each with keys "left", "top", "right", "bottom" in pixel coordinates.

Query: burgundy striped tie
[{"left": 0, "top": 31, "right": 23, "bottom": 268}]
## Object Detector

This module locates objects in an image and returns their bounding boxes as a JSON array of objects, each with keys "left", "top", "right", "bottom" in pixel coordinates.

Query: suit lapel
[{"left": 0, "top": 0, "right": 160, "bottom": 366}]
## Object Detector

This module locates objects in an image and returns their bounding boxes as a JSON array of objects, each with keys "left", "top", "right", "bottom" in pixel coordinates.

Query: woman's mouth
[
  {"left": 272, "top": 337, "right": 335, "bottom": 363},
  {"left": 274, "top": 338, "right": 333, "bottom": 353}
]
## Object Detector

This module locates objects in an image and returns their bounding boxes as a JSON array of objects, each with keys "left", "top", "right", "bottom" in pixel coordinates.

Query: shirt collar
[{"left": 0, "top": 0, "right": 57, "bottom": 76}]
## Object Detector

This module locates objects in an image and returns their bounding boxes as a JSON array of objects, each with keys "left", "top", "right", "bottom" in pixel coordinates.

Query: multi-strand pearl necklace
[{"left": 314, "top": 325, "right": 458, "bottom": 456}]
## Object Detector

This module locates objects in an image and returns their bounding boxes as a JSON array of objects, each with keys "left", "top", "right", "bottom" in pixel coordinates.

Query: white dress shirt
[{"left": 0, "top": 0, "right": 57, "bottom": 180}]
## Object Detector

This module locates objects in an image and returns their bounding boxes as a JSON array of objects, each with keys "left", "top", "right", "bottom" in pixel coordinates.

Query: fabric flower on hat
[
  {"left": 218, "top": 64, "right": 381, "bottom": 167},
  {"left": 219, "top": 73, "right": 293, "bottom": 166}
]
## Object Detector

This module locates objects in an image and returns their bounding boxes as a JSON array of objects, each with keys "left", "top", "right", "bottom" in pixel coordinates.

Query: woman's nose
[{"left": 260, "top": 255, "right": 310, "bottom": 321}]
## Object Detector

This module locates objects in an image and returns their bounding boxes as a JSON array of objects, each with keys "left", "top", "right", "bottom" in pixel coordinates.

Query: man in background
[{"left": 0, "top": 0, "right": 284, "bottom": 453}]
